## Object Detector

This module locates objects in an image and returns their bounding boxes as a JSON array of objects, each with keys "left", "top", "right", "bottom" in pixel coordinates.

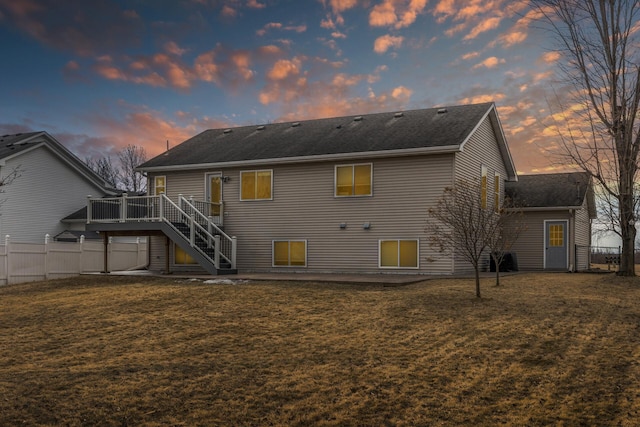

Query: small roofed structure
[{"left": 505, "top": 172, "right": 596, "bottom": 271}]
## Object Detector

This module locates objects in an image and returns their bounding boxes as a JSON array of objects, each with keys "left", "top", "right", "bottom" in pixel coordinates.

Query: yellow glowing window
[
  {"left": 494, "top": 173, "right": 501, "bottom": 212},
  {"left": 241, "top": 170, "right": 272, "bottom": 200},
  {"left": 154, "top": 176, "right": 166, "bottom": 195},
  {"left": 549, "top": 225, "right": 564, "bottom": 247},
  {"left": 273, "top": 240, "right": 307, "bottom": 267},
  {"left": 481, "top": 165, "right": 487, "bottom": 209},
  {"left": 336, "top": 164, "right": 372, "bottom": 196},
  {"left": 380, "top": 239, "right": 418, "bottom": 268},
  {"left": 174, "top": 244, "right": 196, "bottom": 265}
]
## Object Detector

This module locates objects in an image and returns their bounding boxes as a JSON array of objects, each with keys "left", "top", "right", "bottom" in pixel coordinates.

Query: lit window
[
  {"left": 335, "top": 164, "right": 372, "bottom": 197},
  {"left": 174, "top": 244, "right": 196, "bottom": 265},
  {"left": 379, "top": 239, "right": 419, "bottom": 268},
  {"left": 273, "top": 240, "right": 307, "bottom": 267},
  {"left": 549, "top": 225, "right": 564, "bottom": 247},
  {"left": 154, "top": 176, "right": 166, "bottom": 195},
  {"left": 241, "top": 170, "right": 272, "bottom": 200},
  {"left": 480, "top": 165, "right": 487, "bottom": 209},
  {"left": 494, "top": 173, "right": 501, "bottom": 212}
]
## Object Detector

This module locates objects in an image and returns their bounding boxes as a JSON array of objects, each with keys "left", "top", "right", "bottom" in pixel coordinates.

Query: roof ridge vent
[
  {"left": 353, "top": 116, "right": 363, "bottom": 121},
  {"left": 437, "top": 108, "right": 448, "bottom": 114},
  {"left": 291, "top": 122, "right": 301, "bottom": 127},
  {"left": 223, "top": 129, "right": 232, "bottom": 134},
  {"left": 256, "top": 125, "right": 266, "bottom": 131}
]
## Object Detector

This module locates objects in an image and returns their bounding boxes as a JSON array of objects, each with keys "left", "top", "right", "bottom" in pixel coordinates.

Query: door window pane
[
  {"left": 549, "top": 225, "right": 564, "bottom": 247},
  {"left": 154, "top": 176, "right": 166, "bottom": 195}
]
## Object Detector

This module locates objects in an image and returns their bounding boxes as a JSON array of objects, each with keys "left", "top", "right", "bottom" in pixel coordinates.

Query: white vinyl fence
[{"left": 0, "top": 235, "right": 148, "bottom": 286}]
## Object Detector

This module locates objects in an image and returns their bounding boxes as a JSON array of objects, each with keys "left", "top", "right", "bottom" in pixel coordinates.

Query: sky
[{"left": 0, "top": 0, "right": 569, "bottom": 173}]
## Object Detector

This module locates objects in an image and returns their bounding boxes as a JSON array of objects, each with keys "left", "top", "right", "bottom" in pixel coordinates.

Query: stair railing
[
  {"left": 87, "top": 194, "right": 236, "bottom": 270},
  {"left": 178, "top": 195, "right": 236, "bottom": 269}
]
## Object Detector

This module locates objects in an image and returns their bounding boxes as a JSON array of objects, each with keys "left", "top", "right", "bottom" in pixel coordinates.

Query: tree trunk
[
  {"left": 474, "top": 265, "right": 481, "bottom": 298},
  {"left": 495, "top": 260, "right": 500, "bottom": 287},
  {"left": 618, "top": 166, "right": 637, "bottom": 276}
]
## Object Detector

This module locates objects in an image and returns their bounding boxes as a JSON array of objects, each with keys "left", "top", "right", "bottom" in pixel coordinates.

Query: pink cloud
[
  {"left": 246, "top": 0, "right": 266, "bottom": 8},
  {"left": 369, "top": 0, "right": 427, "bottom": 29},
  {"left": 540, "top": 51, "right": 561, "bottom": 64},
  {"left": 373, "top": 34, "right": 404, "bottom": 54},
  {"left": 472, "top": 56, "right": 505, "bottom": 70},
  {"left": 463, "top": 16, "right": 501, "bottom": 40},
  {"left": 164, "top": 41, "right": 187, "bottom": 56},
  {"left": 267, "top": 58, "right": 302, "bottom": 80}
]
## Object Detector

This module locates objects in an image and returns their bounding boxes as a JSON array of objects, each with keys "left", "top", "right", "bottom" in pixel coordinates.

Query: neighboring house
[
  {"left": 87, "top": 102, "right": 525, "bottom": 275},
  {"left": 505, "top": 172, "right": 596, "bottom": 271},
  {"left": 0, "top": 132, "right": 117, "bottom": 243}
]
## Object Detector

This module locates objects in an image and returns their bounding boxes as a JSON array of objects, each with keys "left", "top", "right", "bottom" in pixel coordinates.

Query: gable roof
[
  {"left": 505, "top": 172, "right": 596, "bottom": 218},
  {"left": 139, "top": 102, "right": 517, "bottom": 179},
  {"left": 0, "top": 131, "right": 118, "bottom": 194}
]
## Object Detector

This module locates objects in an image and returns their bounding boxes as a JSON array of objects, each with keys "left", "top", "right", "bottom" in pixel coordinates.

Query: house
[
  {"left": 0, "top": 132, "right": 118, "bottom": 243},
  {"left": 505, "top": 172, "right": 596, "bottom": 271},
  {"left": 87, "top": 102, "right": 535, "bottom": 275}
]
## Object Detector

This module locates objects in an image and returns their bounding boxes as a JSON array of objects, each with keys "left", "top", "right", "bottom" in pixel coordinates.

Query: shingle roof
[
  {"left": 139, "top": 102, "right": 501, "bottom": 170},
  {"left": 0, "top": 132, "right": 46, "bottom": 159},
  {"left": 505, "top": 172, "right": 593, "bottom": 210},
  {"left": 0, "top": 131, "right": 118, "bottom": 194}
]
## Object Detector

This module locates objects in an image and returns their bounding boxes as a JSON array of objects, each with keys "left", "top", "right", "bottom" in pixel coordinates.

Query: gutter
[{"left": 137, "top": 144, "right": 462, "bottom": 173}]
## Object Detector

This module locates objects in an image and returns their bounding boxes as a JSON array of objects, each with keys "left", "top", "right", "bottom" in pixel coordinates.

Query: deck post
[
  {"left": 86, "top": 195, "right": 92, "bottom": 224},
  {"left": 231, "top": 236, "right": 237, "bottom": 269},
  {"left": 102, "top": 232, "right": 110, "bottom": 273},
  {"left": 165, "top": 236, "right": 171, "bottom": 274}
]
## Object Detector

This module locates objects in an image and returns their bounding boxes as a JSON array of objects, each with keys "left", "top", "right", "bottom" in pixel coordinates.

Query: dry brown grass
[{"left": 1, "top": 273, "right": 640, "bottom": 426}]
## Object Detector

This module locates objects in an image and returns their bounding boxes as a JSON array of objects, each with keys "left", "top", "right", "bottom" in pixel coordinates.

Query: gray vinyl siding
[
  {"left": 150, "top": 154, "right": 456, "bottom": 274},
  {"left": 574, "top": 199, "right": 592, "bottom": 271},
  {"left": 0, "top": 146, "right": 107, "bottom": 243},
  {"left": 452, "top": 116, "right": 510, "bottom": 274},
  {"left": 509, "top": 211, "right": 572, "bottom": 271}
]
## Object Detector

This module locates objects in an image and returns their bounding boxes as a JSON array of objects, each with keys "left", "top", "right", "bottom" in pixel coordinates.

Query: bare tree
[
  {"left": 85, "top": 156, "right": 119, "bottom": 189},
  {"left": 426, "top": 179, "right": 504, "bottom": 298},
  {"left": 118, "top": 144, "right": 147, "bottom": 193},
  {"left": 86, "top": 145, "right": 148, "bottom": 193},
  {"left": 0, "top": 165, "right": 22, "bottom": 211},
  {"left": 486, "top": 203, "right": 526, "bottom": 287},
  {"left": 530, "top": 0, "right": 640, "bottom": 276}
]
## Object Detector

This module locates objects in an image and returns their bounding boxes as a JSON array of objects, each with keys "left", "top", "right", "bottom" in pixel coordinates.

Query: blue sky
[{"left": 0, "top": 0, "right": 566, "bottom": 172}]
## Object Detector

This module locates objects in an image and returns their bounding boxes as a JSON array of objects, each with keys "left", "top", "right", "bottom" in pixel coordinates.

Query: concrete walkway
[{"left": 102, "top": 269, "right": 520, "bottom": 286}]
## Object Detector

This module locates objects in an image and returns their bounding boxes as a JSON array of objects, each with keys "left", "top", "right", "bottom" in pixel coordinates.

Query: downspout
[{"left": 569, "top": 209, "right": 575, "bottom": 272}]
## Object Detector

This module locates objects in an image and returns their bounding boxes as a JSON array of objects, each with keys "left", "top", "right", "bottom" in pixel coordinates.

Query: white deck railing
[{"left": 87, "top": 194, "right": 236, "bottom": 269}]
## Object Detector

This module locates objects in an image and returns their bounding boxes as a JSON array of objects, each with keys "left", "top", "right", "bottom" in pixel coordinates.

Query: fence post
[
  {"left": 4, "top": 235, "right": 9, "bottom": 285},
  {"left": 159, "top": 195, "right": 164, "bottom": 221},
  {"left": 79, "top": 235, "right": 85, "bottom": 274},
  {"left": 44, "top": 234, "right": 50, "bottom": 280}
]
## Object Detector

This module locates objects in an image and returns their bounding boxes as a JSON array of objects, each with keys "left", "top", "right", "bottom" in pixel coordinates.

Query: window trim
[
  {"left": 240, "top": 169, "right": 273, "bottom": 201},
  {"left": 334, "top": 163, "right": 373, "bottom": 197},
  {"left": 154, "top": 175, "right": 166, "bottom": 196},
  {"left": 272, "top": 240, "right": 308, "bottom": 268},
  {"left": 480, "top": 165, "right": 488, "bottom": 210},
  {"left": 378, "top": 239, "right": 420, "bottom": 269}
]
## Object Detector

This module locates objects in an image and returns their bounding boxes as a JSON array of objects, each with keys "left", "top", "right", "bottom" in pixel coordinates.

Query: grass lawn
[{"left": 1, "top": 273, "right": 640, "bottom": 426}]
